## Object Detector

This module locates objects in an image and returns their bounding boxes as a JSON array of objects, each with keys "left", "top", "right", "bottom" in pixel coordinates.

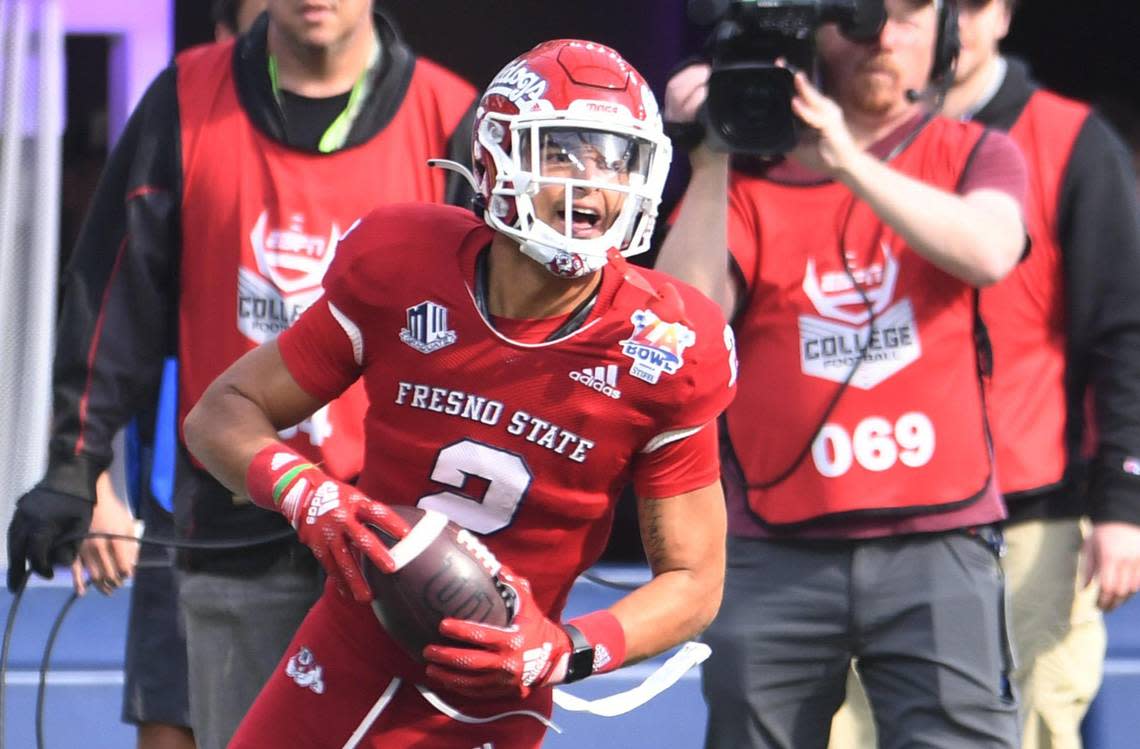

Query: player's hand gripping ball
[{"left": 360, "top": 506, "right": 516, "bottom": 659}]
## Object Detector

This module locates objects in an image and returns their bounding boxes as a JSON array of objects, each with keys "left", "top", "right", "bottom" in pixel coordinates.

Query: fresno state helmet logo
[
  {"left": 484, "top": 59, "right": 547, "bottom": 104},
  {"left": 249, "top": 211, "right": 340, "bottom": 296}
]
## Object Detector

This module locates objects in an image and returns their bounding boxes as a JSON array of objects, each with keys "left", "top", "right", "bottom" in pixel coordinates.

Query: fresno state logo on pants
[
  {"left": 285, "top": 646, "right": 325, "bottom": 694},
  {"left": 238, "top": 210, "right": 341, "bottom": 344},
  {"left": 798, "top": 243, "right": 921, "bottom": 390}
]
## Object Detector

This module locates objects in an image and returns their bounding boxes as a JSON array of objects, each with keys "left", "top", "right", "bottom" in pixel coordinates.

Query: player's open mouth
[
  {"left": 571, "top": 207, "right": 601, "bottom": 231},
  {"left": 548, "top": 204, "right": 607, "bottom": 238}
]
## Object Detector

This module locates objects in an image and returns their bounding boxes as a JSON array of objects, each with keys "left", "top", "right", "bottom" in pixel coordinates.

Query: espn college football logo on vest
[
  {"left": 798, "top": 244, "right": 921, "bottom": 389},
  {"left": 238, "top": 210, "right": 340, "bottom": 344}
]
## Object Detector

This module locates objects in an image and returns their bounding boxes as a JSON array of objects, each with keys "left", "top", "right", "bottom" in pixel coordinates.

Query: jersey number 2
[{"left": 416, "top": 440, "right": 533, "bottom": 533}]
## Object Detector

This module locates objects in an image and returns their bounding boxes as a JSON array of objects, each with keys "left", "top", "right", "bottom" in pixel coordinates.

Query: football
[{"left": 361, "top": 505, "right": 516, "bottom": 660}]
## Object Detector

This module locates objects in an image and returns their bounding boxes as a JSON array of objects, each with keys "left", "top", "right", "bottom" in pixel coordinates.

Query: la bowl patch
[{"left": 620, "top": 309, "right": 695, "bottom": 384}]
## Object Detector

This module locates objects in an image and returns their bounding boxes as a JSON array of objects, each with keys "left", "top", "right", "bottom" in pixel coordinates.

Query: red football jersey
[{"left": 276, "top": 202, "right": 736, "bottom": 658}]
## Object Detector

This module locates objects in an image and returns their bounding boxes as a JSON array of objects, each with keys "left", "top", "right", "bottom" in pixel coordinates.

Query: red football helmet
[{"left": 472, "top": 40, "right": 673, "bottom": 278}]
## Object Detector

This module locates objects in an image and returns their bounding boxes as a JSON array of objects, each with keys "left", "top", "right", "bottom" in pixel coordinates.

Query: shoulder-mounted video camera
[{"left": 690, "top": 0, "right": 886, "bottom": 156}]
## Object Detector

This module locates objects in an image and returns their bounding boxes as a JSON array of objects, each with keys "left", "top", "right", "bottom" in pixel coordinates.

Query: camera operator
[
  {"left": 656, "top": 0, "right": 1028, "bottom": 746},
  {"left": 831, "top": 2, "right": 1140, "bottom": 748}
]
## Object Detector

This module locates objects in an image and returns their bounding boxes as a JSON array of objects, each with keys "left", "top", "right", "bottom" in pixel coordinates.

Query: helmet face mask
[{"left": 473, "top": 40, "right": 673, "bottom": 279}]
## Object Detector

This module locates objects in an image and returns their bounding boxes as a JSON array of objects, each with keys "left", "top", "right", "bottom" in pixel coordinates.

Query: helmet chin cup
[{"left": 519, "top": 238, "right": 602, "bottom": 279}]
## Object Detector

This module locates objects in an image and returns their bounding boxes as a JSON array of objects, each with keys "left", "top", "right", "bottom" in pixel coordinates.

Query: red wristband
[
  {"left": 246, "top": 443, "right": 326, "bottom": 527},
  {"left": 567, "top": 609, "right": 626, "bottom": 675}
]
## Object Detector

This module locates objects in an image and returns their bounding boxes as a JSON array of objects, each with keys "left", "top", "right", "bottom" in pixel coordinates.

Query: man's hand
[
  {"left": 788, "top": 70, "right": 862, "bottom": 177},
  {"left": 664, "top": 62, "right": 709, "bottom": 125},
  {"left": 1082, "top": 521, "right": 1140, "bottom": 611},
  {"left": 422, "top": 565, "right": 572, "bottom": 700},
  {"left": 71, "top": 472, "right": 138, "bottom": 596},
  {"left": 663, "top": 62, "right": 727, "bottom": 171},
  {"left": 7, "top": 487, "right": 94, "bottom": 593}
]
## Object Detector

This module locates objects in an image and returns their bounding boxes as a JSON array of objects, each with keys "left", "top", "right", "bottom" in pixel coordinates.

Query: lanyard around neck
[{"left": 267, "top": 33, "right": 380, "bottom": 153}]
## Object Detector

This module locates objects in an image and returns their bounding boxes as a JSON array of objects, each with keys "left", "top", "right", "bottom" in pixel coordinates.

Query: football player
[{"left": 183, "top": 39, "right": 737, "bottom": 748}]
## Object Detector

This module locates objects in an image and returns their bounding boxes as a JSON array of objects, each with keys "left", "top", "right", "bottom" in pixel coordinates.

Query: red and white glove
[
  {"left": 246, "top": 444, "right": 410, "bottom": 602},
  {"left": 422, "top": 565, "right": 627, "bottom": 700},
  {"left": 422, "top": 565, "right": 570, "bottom": 699}
]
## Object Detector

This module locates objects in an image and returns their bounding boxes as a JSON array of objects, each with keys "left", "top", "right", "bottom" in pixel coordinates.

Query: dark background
[
  {"left": 167, "top": 0, "right": 1140, "bottom": 230},
  {"left": 171, "top": 1, "right": 1140, "bottom": 114},
  {"left": 66, "top": 0, "right": 1132, "bottom": 232}
]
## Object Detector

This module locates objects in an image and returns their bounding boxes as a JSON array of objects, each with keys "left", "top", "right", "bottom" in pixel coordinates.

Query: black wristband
[
  {"left": 561, "top": 623, "right": 596, "bottom": 684},
  {"left": 664, "top": 120, "right": 707, "bottom": 153}
]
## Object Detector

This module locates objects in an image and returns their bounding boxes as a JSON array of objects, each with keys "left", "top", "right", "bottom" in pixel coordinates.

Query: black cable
[
  {"left": 579, "top": 569, "right": 643, "bottom": 592},
  {"left": 744, "top": 196, "right": 877, "bottom": 490},
  {"left": 74, "top": 529, "right": 296, "bottom": 550},
  {"left": 1, "top": 526, "right": 296, "bottom": 749},
  {"left": 742, "top": 110, "right": 937, "bottom": 493},
  {"left": 0, "top": 585, "right": 25, "bottom": 749},
  {"left": 36, "top": 591, "right": 78, "bottom": 749},
  {"left": 6, "top": 529, "right": 640, "bottom": 749}
]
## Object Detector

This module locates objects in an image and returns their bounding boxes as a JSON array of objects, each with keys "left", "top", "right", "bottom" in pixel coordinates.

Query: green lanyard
[{"left": 268, "top": 35, "right": 380, "bottom": 153}]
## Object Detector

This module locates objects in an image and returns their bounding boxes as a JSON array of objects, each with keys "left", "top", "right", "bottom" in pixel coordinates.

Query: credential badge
[{"left": 400, "top": 301, "right": 458, "bottom": 354}]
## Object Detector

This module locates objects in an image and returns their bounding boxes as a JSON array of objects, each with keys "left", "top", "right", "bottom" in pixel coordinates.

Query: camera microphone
[{"left": 905, "top": 85, "right": 940, "bottom": 103}]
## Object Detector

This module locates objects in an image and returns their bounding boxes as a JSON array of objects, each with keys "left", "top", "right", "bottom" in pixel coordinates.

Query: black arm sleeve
[
  {"left": 1060, "top": 114, "right": 1140, "bottom": 525},
  {"left": 42, "top": 66, "right": 182, "bottom": 499}
]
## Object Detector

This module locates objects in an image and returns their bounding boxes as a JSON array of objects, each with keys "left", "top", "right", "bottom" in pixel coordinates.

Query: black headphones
[{"left": 931, "top": 0, "right": 961, "bottom": 87}]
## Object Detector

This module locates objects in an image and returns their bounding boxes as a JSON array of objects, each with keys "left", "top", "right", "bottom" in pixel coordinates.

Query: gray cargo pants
[{"left": 701, "top": 530, "right": 1019, "bottom": 749}]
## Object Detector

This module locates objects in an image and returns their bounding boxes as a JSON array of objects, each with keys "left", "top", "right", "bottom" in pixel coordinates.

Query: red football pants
[{"left": 229, "top": 584, "right": 554, "bottom": 748}]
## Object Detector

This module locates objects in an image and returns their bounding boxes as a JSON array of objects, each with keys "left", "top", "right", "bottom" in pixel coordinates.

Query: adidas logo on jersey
[{"left": 569, "top": 365, "right": 622, "bottom": 400}]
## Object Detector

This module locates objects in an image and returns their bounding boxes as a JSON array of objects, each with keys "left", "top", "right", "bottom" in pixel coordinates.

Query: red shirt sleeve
[
  {"left": 276, "top": 298, "right": 362, "bottom": 403},
  {"left": 631, "top": 422, "right": 721, "bottom": 499},
  {"left": 959, "top": 129, "right": 1028, "bottom": 212}
]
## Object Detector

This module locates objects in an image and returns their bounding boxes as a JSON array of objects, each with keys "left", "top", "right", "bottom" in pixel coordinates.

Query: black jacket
[
  {"left": 41, "top": 11, "right": 476, "bottom": 572},
  {"left": 976, "top": 58, "right": 1140, "bottom": 526}
]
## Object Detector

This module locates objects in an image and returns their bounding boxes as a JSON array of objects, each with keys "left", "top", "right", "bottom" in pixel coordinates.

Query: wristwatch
[{"left": 562, "top": 624, "right": 596, "bottom": 683}]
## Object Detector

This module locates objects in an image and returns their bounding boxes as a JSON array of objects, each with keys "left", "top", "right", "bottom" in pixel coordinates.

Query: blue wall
[{"left": 2, "top": 568, "right": 1138, "bottom": 748}]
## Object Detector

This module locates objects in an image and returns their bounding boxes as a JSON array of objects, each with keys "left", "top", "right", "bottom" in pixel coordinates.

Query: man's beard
[{"left": 849, "top": 62, "right": 906, "bottom": 115}]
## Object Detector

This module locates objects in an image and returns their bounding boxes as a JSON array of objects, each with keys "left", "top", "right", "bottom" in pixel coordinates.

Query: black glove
[{"left": 7, "top": 487, "right": 94, "bottom": 593}]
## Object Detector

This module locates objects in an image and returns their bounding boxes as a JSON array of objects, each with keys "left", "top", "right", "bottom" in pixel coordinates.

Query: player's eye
[{"left": 542, "top": 147, "right": 579, "bottom": 169}]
